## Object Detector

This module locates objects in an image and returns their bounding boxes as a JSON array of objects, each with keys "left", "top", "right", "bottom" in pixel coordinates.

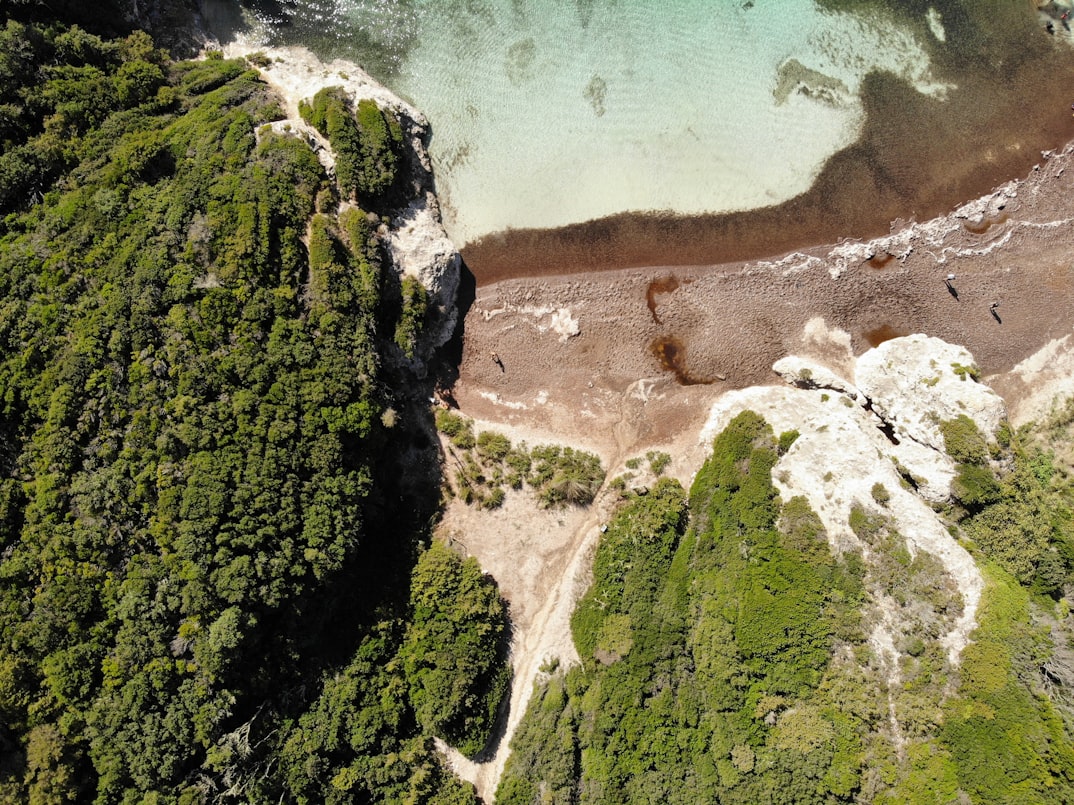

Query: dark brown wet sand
[{"left": 461, "top": 48, "right": 1074, "bottom": 285}]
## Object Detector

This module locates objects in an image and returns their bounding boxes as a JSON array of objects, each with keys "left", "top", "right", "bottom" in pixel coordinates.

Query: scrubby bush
[
  {"left": 435, "top": 409, "right": 468, "bottom": 437},
  {"left": 484, "top": 487, "right": 506, "bottom": 509},
  {"left": 504, "top": 447, "right": 531, "bottom": 488},
  {"left": 778, "top": 428, "right": 800, "bottom": 454},
  {"left": 436, "top": 417, "right": 603, "bottom": 509},
  {"left": 940, "top": 414, "right": 990, "bottom": 465},
  {"left": 0, "top": 22, "right": 492, "bottom": 802},
  {"left": 646, "top": 450, "right": 671, "bottom": 476},
  {"left": 299, "top": 88, "right": 403, "bottom": 202},
  {"left": 950, "top": 362, "right": 980, "bottom": 382},
  {"left": 506, "top": 413, "right": 867, "bottom": 802},
  {"left": 477, "top": 430, "right": 512, "bottom": 462},
  {"left": 353, "top": 97, "right": 403, "bottom": 198},
  {"left": 530, "top": 445, "right": 605, "bottom": 507},
  {"left": 952, "top": 463, "right": 1001, "bottom": 509},
  {"left": 394, "top": 275, "right": 427, "bottom": 358}
]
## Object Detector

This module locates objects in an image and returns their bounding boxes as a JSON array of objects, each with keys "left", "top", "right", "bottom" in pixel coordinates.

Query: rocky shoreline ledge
[{"left": 221, "top": 41, "right": 463, "bottom": 364}]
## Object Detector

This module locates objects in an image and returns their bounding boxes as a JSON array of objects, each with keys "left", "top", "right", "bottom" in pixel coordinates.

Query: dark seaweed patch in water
[
  {"left": 962, "top": 213, "right": 1009, "bottom": 235},
  {"left": 646, "top": 275, "right": 679, "bottom": 323},
  {"left": 864, "top": 324, "right": 907, "bottom": 347},
  {"left": 650, "top": 335, "right": 712, "bottom": 385},
  {"left": 867, "top": 252, "right": 895, "bottom": 269}
]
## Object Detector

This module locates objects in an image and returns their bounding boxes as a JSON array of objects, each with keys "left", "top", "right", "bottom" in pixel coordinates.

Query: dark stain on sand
[
  {"left": 650, "top": 335, "right": 713, "bottom": 385},
  {"left": 962, "top": 213, "right": 1009, "bottom": 235},
  {"left": 864, "top": 324, "right": 908, "bottom": 347},
  {"left": 646, "top": 275, "right": 679, "bottom": 323},
  {"left": 867, "top": 252, "right": 895, "bottom": 269}
]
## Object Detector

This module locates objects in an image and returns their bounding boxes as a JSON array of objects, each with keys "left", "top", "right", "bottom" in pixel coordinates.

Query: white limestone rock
[
  {"left": 855, "top": 334, "right": 1007, "bottom": 451},
  {"left": 698, "top": 335, "right": 1006, "bottom": 667},
  {"left": 772, "top": 355, "right": 861, "bottom": 400},
  {"left": 698, "top": 378, "right": 984, "bottom": 667},
  {"left": 387, "top": 194, "right": 462, "bottom": 351},
  {"left": 883, "top": 432, "right": 957, "bottom": 504},
  {"left": 999, "top": 333, "right": 1074, "bottom": 427}
]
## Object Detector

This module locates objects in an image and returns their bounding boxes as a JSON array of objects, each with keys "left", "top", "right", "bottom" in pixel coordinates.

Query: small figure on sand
[
  {"left": 989, "top": 301, "right": 1002, "bottom": 323},
  {"left": 490, "top": 351, "right": 505, "bottom": 372},
  {"left": 944, "top": 273, "right": 958, "bottom": 299}
]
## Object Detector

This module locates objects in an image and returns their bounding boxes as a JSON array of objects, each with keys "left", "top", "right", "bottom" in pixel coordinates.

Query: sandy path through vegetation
[{"left": 437, "top": 482, "right": 616, "bottom": 797}]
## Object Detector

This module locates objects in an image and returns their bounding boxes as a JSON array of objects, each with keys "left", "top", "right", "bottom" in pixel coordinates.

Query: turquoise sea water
[{"left": 247, "top": 1, "right": 1074, "bottom": 251}]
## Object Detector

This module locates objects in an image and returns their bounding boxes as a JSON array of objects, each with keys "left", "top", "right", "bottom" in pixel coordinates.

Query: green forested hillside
[
  {"left": 499, "top": 410, "right": 1074, "bottom": 804},
  {"left": 0, "top": 18, "right": 506, "bottom": 803},
  {"left": 6, "top": 9, "right": 1074, "bottom": 805}
]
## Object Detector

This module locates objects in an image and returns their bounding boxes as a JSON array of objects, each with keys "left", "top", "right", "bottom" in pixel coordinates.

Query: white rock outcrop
[
  {"left": 387, "top": 195, "right": 462, "bottom": 350},
  {"left": 773, "top": 355, "right": 861, "bottom": 400},
  {"left": 221, "top": 43, "right": 463, "bottom": 358},
  {"left": 999, "top": 333, "right": 1074, "bottom": 427},
  {"left": 701, "top": 334, "right": 993, "bottom": 668},
  {"left": 855, "top": 333, "right": 1007, "bottom": 451}
]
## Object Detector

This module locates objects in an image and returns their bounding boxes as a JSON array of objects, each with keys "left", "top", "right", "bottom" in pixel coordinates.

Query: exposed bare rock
[
  {"left": 387, "top": 195, "right": 462, "bottom": 351},
  {"left": 772, "top": 355, "right": 861, "bottom": 399},
  {"left": 992, "top": 333, "right": 1074, "bottom": 427},
  {"left": 882, "top": 428, "right": 957, "bottom": 505},
  {"left": 700, "top": 347, "right": 986, "bottom": 668},
  {"left": 855, "top": 334, "right": 1007, "bottom": 451}
]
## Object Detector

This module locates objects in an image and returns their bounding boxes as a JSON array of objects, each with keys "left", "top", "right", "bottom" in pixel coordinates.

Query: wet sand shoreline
[
  {"left": 460, "top": 57, "right": 1074, "bottom": 285},
  {"left": 453, "top": 136, "right": 1074, "bottom": 452}
]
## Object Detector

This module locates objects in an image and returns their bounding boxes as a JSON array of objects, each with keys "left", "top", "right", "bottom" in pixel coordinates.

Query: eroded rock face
[
  {"left": 221, "top": 43, "right": 463, "bottom": 362},
  {"left": 855, "top": 333, "right": 1007, "bottom": 452},
  {"left": 387, "top": 195, "right": 462, "bottom": 352},
  {"left": 700, "top": 382, "right": 982, "bottom": 669},
  {"left": 701, "top": 334, "right": 1002, "bottom": 672},
  {"left": 772, "top": 355, "right": 861, "bottom": 400}
]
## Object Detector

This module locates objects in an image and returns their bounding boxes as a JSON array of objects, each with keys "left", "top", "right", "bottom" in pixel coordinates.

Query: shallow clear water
[{"left": 248, "top": 0, "right": 1068, "bottom": 249}]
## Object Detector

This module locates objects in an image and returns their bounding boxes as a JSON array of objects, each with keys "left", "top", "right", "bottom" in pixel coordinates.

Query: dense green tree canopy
[
  {"left": 4, "top": 10, "right": 1074, "bottom": 805},
  {"left": 0, "top": 20, "right": 506, "bottom": 803},
  {"left": 499, "top": 410, "right": 1074, "bottom": 804}
]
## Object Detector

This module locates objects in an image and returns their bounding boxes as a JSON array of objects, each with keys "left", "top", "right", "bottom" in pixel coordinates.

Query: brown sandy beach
[
  {"left": 441, "top": 137, "right": 1074, "bottom": 800},
  {"left": 452, "top": 140, "right": 1074, "bottom": 457},
  {"left": 450, "top": 8, "right": 1074, "bottom": 447}
]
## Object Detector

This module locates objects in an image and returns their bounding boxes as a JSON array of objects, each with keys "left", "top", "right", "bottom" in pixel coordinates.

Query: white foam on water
[{"left": 280, "top": 1, "right": 952, "bottom": 245}]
